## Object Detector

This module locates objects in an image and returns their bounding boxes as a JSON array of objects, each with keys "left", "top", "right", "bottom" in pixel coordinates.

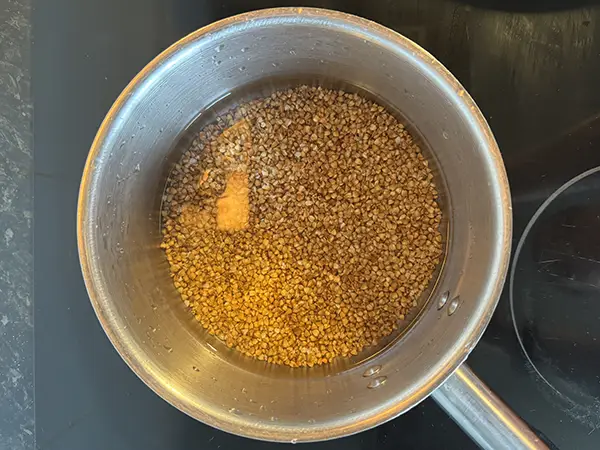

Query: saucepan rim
[{"left": 77, "top": 7, "right": 512, "bottom": 442}]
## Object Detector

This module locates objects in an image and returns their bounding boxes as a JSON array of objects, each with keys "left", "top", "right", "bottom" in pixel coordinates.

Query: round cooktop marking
[{"left": 509, "top": 165, "right": 600, "bottom": 398}]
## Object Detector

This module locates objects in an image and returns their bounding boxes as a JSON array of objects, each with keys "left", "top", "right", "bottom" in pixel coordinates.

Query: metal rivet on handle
[
  {"left": 437, "top": 291, "right": 450, "bottom": 310},
  {"left": 363, "top": 365, "right": 382, "bottom": 377},
  {"left": 367, "top": 376, "right": 387, "bottom": 389},
  {"left": 448, "top": 296, "right": 461, "bottom": 315}
]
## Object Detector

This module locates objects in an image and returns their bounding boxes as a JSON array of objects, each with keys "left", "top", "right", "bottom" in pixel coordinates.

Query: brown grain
[{"left": 161, "top": 86, "right": 443, "bottom": 367}]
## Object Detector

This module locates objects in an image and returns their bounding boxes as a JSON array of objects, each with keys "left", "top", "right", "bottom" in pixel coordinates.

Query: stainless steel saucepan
[{"left": 77, "top": 8, "right": 547, "bottom": 449}]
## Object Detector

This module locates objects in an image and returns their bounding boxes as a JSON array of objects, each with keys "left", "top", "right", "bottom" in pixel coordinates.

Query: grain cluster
[{"left": 161, "top": 86, "right": 442, "bottom": 367}]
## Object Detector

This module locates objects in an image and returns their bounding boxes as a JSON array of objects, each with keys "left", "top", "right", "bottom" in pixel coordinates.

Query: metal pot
[{"left": 77, "top": 8, "right": 545, "bottom": 448}]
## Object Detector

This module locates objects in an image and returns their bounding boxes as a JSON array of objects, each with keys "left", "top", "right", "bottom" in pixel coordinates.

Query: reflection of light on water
[
  {"left": 217, "top": 171, "right": 249, "bottom": 230},
  {"left": 215, "top": 118, "right": 252, "bottom": 231}
]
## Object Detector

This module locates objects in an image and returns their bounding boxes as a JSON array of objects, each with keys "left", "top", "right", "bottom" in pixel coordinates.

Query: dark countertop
[
  {"left": 1, "top": 0, "right": 599, "bottom": 449},
  {"left": 0, "top": 0, "right": 33, "bottom": 449}
]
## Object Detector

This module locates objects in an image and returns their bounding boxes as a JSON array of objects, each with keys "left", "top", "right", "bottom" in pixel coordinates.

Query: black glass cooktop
[
  {"left": 511, "top": 166, "right": 600, "bottom": 420},
  {"left": 34, "top": 1, "right": 600, "bottom": 449}
]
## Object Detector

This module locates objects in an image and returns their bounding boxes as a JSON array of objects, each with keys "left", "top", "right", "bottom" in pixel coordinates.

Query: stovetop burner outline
[{"left": 509, "top": 164, "right": 600, "bottom": 400}]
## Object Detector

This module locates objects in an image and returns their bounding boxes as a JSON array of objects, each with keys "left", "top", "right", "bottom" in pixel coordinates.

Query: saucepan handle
[{"left": 431, "top": 363, "right": 549, "bottom": 450}]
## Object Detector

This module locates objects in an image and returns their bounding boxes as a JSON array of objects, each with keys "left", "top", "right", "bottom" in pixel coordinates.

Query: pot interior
[
  {"left": 160, "top": 74, "right": 451, "bottom": 370},
  {"left": 79, "top": 9, "right": 509, "bottom": 442}
]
